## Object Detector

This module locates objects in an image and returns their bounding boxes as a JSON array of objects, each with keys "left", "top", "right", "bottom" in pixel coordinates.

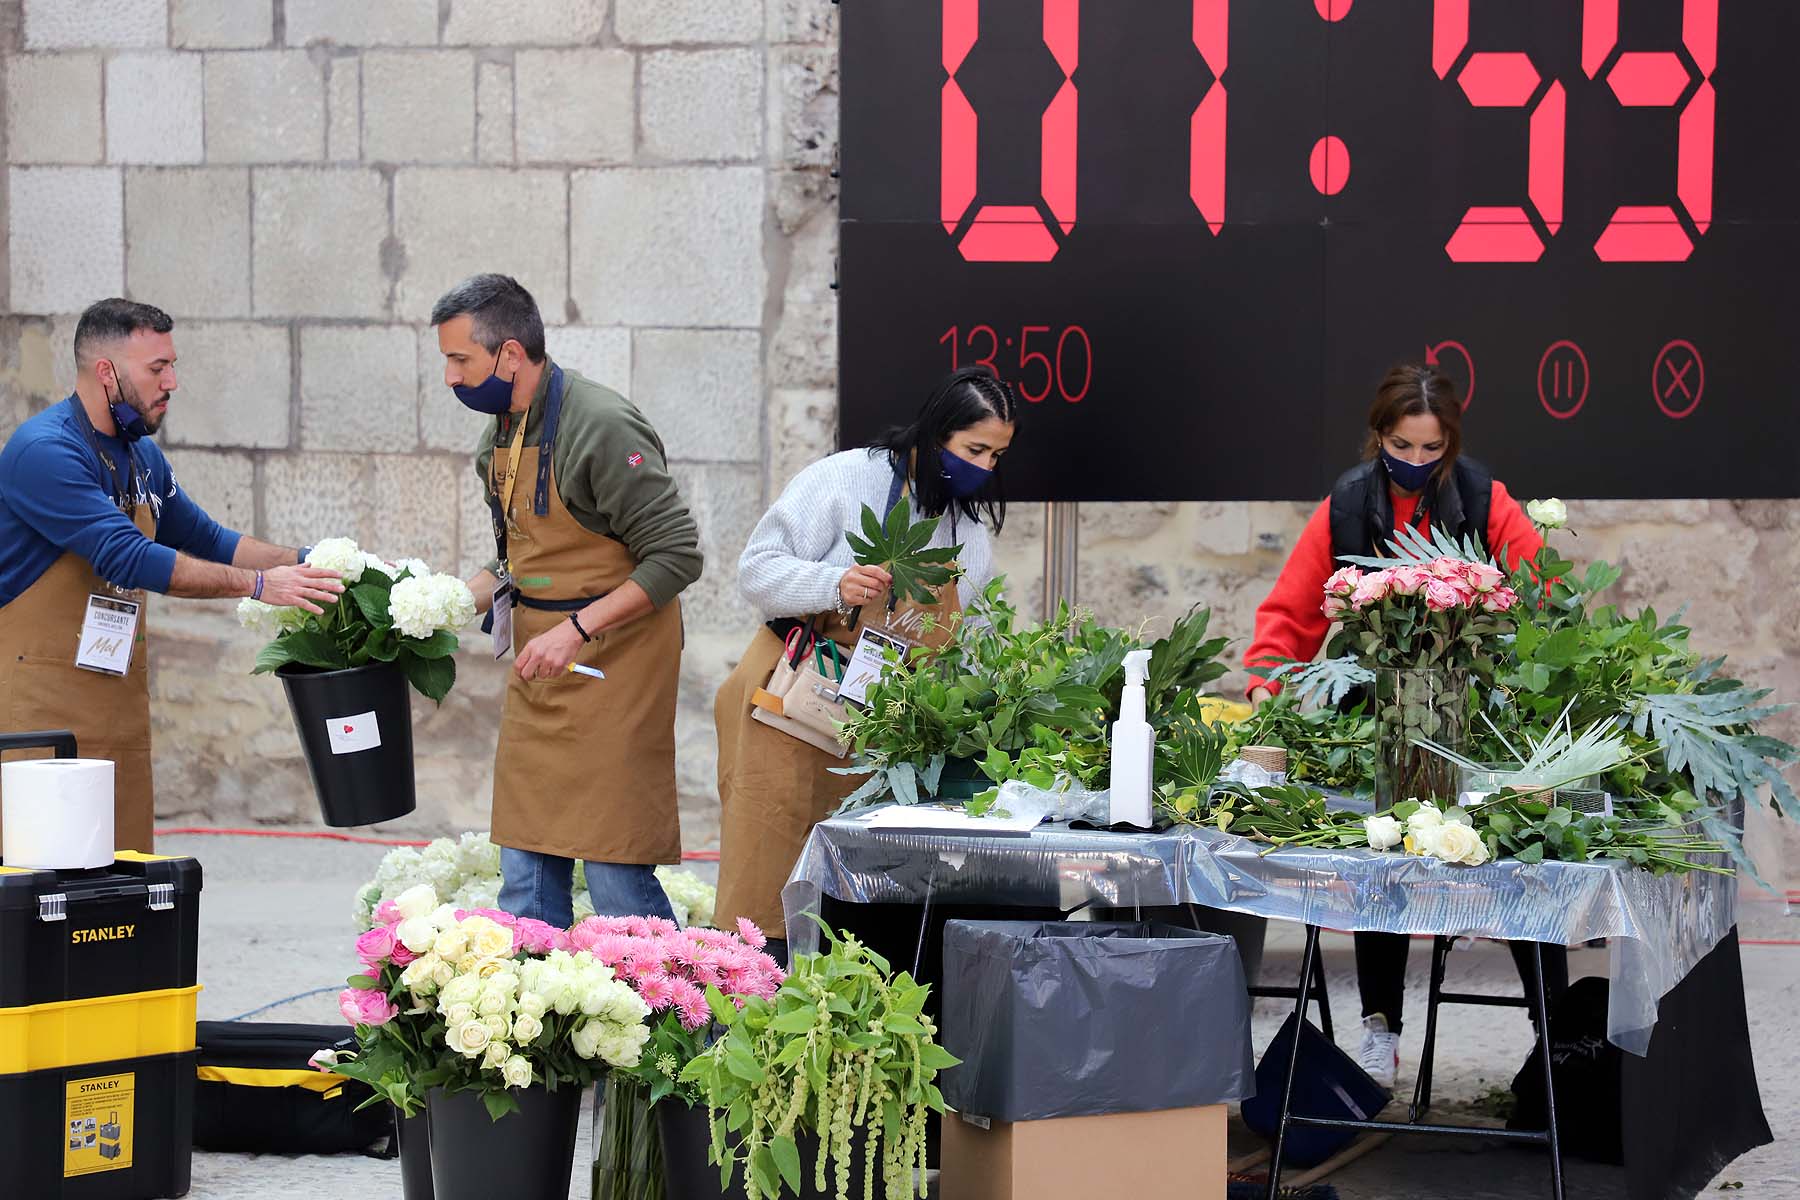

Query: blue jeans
[{"left": 498, "top": 847, "right": 676, "bottom": 929}]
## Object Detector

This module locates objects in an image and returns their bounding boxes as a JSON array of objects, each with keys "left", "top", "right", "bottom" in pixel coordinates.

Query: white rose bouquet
[
  {"left": 239, "top": 537, "right": 476, "bottom": 702},
  {"left": 334, "top": 885, "right": 653, "bottom": 1120}
]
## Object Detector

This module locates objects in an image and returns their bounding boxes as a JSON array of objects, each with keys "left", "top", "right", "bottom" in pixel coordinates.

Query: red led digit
[
  {"left": 966, "top": 325, "right": 1000, "bottom": 374},
  {"left": 1018, "top": 326, "right": 1054, "bottom": 403},
  {"left": 1434, "top": 1, "right": 1565, "bottom": 262},
  {"left": 939, "top": 326, "right": 959, "bottom": 369},
  {"left": 1056, "top": 326, "right": 1093, "bottom": 403},
  {"left": 940, "top": 0, "right": 1079, "bottom": 262},
  {"left": 1189, "top": 0, "right": 1228, "bottom": 234},
  {"left": 1585, "top": 0, "right": 1718, "bottom": 262}
]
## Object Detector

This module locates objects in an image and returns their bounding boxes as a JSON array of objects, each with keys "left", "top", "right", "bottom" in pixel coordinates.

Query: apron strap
[{"left": 485, "top": 363, "right": 567, "bottom": 568}]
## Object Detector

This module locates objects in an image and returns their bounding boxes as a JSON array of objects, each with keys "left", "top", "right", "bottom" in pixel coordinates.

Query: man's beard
[{"left": 113, "top": 375, "right": 167, "bottom": 434}]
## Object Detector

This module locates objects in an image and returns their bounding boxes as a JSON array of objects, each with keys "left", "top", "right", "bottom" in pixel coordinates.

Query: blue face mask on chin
[
  {"left": 453, "top": 351, "right": 516, "bottom": 415},
  {"left": 1380, "top": 447, "right": 1441, "bottom": 493},
  {"left": 938, "top": 446, "right": 993, "bottom": 499},
  {"left": 109, "top": 400, "right": 152, "bottom": 442}
]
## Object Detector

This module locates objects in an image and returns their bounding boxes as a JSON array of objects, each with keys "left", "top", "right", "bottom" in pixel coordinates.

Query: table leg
[
  {"left": 1410, "top": 935, "right": 1451, "bottom": 1122},
  {"left": 1531, "top": 941, "right": 1566, "bottom": 1200},
  {"left": 1266, "top": 923, "right": 1322, "bottom": 1200}
]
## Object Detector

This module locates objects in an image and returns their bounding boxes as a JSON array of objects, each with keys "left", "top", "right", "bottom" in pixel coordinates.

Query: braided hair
[{"left": 870, "top": 365, "right": 1016, "bottom": 533}]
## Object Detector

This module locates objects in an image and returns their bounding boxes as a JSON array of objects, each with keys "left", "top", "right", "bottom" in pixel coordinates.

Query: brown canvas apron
[
  {"left": 487, "top": 371, "right": 683, "bottom": 866},
  {"left": 0, "top": 502, "right": 157, "bottom": 855},
  {"left": 714, "top": 490, "right": 964, "bottom": 938}
]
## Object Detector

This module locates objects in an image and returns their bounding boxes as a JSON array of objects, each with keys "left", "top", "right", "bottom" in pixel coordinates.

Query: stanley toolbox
[{"left": 1, "top": 731, "right": 203, "bottom": 1198}]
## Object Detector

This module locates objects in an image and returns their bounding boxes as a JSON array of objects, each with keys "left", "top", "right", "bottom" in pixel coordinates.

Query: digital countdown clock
[{"left": 837, "top": 0, "right": 1800, "bottom": 501}]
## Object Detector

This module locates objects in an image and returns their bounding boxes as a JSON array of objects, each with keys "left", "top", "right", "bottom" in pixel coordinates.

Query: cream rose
[
  {"left": 393, "top": 884, "right": 437, "bottom": 921},
  {"left": 395, "top": 917, "right": 439, "bottom": 955},
  {"left": 1427, "top": 822, "right": 1490, "bottom": 866},
  {"left": 1406, "top": 803, "right": 1444, "bottom": 837},
  {"left": 1525, "top": 497, "right": 1568, "bottom": 529},
  {"left": 465, "top": 919, "right": 514, "bottom": 960},
  {"left": 570, "top": 1022, "right": 601, "bottom": 1060},
  {"left": 1365, "top": 814, "right": 1404, "bottom": 851},
  {"left": 482, "top": 1041, "right": 511, "bottom": 1070},
  {"left": 502, "top": 1055, "right": 534, "bottom": 1089},
  {"left": 448, "top": 1020, "right": 491, "bottom": 1058},
  {"left": 440, "top": 975, "right": 482, "bottom": 1008},
  {"left": 430, "top": 958, "right": 456, "bottom": 988},
  {"left": 433, "top": 929, "right": 469, "bottom": 962},
  {"left": 441, "top": 1003, "right": 476, "bottom": 1028},
  {"left": 517, "top": 991, "right": 549, "bottom": 1021},
  {"left": 482, "top": 1014, "right": 511, "bottom": 1042},
  {"left": 512, "top": 1013, "right": 544, "bottom": 1044}
]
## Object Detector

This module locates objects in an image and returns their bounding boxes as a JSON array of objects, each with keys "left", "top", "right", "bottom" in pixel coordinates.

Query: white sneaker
[{"left": 1357, "top": 1014, "right": 1400, "bottom": 1089}]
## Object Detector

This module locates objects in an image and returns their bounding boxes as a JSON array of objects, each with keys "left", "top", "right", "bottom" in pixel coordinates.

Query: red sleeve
[
  {"left": 1244, "top": 499, "right": 1336, "bottom": 695},
  {"left": 1486, "top": 479, "right": 1542, "bottom": 571}
]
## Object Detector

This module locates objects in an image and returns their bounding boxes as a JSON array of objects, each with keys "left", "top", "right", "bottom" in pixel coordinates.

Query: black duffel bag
[
  {"left": 194, "top": 1021, "right": 395, "bottom": 1155},
  {"left": 1509, "top": 976, "right": 1623, "bottom": 1163}
]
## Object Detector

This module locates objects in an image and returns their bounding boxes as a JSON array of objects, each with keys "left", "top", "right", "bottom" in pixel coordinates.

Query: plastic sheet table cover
[{"left": 782, "top": 816, "right": 1737, "bottom": 1056}]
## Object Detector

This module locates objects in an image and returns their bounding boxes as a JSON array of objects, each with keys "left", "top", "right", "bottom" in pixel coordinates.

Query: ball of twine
[{"left": 1236, "top": 745, "right": 1289, "bottom": 775}]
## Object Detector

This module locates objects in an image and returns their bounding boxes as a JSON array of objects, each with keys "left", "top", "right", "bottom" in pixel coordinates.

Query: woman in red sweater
[{"left": 1243, "top": 362, "right": 1563, "bottom": 1088}]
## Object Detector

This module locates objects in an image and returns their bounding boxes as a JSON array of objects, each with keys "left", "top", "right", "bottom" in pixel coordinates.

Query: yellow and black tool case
[
  {"left": 0, "top": 853, "right": 201, "bottom": 1007},
  {"left": 0, "top": 853, "right": 202, "bottom": 1197}
]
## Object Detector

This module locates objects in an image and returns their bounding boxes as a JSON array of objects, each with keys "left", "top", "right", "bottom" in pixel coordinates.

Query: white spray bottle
[{"left": 1108, "top": 648, "right": 1155, "bottom": 828}]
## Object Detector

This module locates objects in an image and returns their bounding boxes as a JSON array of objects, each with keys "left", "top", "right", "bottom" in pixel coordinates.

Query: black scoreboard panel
[{"left": 838, "top": 0, "right": 1800, "bottom": 501}]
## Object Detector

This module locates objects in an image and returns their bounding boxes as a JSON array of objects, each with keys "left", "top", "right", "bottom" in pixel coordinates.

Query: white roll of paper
[{"left": 1, "top": 758, "right": 115, "bottom": 869}]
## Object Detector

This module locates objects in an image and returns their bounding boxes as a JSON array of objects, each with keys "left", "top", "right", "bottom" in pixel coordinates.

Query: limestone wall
[{"left": 1, "top": 2, "right": 1792, "bottom": 871}]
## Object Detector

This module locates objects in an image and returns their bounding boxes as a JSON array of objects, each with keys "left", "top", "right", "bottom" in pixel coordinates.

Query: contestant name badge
[
  {"left": 491, "top": 575, "right": 514, "bottom": 660},
  {"left": 76, "top": 594, "right": 140, "bottom": 676},
  {"left": 837, "top": 627, "right": 911, "bottom": 708}
]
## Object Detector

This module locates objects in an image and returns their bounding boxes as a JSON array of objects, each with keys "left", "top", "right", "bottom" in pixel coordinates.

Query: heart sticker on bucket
[{"left": 326, "top": 712, "right": 381, "bottom": 756}]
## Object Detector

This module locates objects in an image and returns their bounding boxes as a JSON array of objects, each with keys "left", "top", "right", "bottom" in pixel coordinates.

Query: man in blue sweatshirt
[{"left": 0, "top": 299, "right": 343, "bottom": 852}]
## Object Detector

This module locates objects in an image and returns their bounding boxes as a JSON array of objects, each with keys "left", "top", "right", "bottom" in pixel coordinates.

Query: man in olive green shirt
[{"left": 433, "top": 273, "right": 701, "bottom": 927}]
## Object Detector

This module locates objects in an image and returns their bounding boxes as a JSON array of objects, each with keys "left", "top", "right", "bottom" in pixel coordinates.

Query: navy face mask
[
  {"left": 453, "top": 347, "right": 516, "bottom": 415},
  {"left": 938, "top": 446, "right": 993, "bottom": 498},
  {"left": 100, "top": 361, "right": 152, "bottom": 441},
  {"left": 1380, "top": 447, "right": 1440, "bottom": 493}
]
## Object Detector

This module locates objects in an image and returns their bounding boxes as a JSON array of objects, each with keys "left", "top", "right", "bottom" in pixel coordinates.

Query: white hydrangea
[
  {"left": 389, "top": 573, "right": 478, "bottom": 640},
  {"left": 457, "top": 833, "right": 501, "bottom": 880},
  {"left": 654, "top": 866, "right": 717, "bottom": 929},
  {"left": 360, "top": 553, "right": 397, "bottom": 580},
  {"left": 305, "top": 537, "right": 366, "bottom": 583},
  {"left": 395, "top": 558, "right": 432, "bottom": 579},
  {"left": 236, "top": 597, "right": 283, "bottom": 637}
]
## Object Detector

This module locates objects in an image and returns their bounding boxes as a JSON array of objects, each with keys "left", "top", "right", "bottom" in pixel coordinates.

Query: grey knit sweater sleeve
[{"left": 735, "top": 449, "right": 995, "bottom": 621}]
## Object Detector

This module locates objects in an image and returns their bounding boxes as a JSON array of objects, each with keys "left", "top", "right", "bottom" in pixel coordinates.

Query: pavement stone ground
[{"left": 170, "top": 832, "right": 1799, "bottom": 1199}]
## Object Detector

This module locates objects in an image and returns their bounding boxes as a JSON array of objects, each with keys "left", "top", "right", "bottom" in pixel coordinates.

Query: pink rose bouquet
[
  {"left": 1320, "top": 555, "right": 1516, "bottom": 674},
  {"left": 568, "top": 913, "right": 785, "bottom": 1108}
]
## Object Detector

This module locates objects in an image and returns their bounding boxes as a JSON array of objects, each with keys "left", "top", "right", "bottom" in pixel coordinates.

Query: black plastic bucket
[
  {"left": 658, "top": 1101, "right": 870, "bottom": 1200},
  {"left": 397, "top": 1107, "right": 433, "bottom": 1200},
  {"left": 428, "top": 1084, "right": 581, "bottom": 1200},
  {"left": 278, "top": 661, "right": 417, "bottom": 826}
]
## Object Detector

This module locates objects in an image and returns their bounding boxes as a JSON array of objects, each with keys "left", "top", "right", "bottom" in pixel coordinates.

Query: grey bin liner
[{"left": 940, "top": 921, "right": 1256, "bottom": 1122}]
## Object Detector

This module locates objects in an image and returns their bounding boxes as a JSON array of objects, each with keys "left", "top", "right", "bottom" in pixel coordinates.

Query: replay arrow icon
[{"left": 1425, "top": 340, "right": 1476, "bottom": 412}]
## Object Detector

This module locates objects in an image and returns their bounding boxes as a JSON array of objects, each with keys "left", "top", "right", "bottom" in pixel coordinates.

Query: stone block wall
[{"left": 1, "top": 1, "right": 1793, "bottom": 873}]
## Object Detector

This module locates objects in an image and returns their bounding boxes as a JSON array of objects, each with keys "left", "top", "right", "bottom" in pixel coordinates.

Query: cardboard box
[{"left": 940, "top": 1104, "right": 1227, "bottom": 1200}]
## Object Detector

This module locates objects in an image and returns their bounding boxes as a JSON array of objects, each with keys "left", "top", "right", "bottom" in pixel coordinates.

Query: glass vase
[
  {"left": 1374, "top": 667, "right": 1468, "bottom": 810},
  {"left": 592, "top": 1073, "right": 665, "bottom": 1200}
]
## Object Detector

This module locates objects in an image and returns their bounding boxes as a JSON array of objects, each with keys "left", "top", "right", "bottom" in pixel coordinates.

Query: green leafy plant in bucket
[{"left": 679, "top": 922, "right": 958, "bottom": 1200}]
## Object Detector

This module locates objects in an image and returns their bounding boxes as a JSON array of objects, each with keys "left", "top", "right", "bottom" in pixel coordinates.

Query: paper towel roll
[{"left": 1, "top": 758, "right": 115, "bottom": 869}]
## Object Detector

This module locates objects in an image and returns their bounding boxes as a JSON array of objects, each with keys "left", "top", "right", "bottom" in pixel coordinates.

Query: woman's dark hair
[
  {"left": 1362, "top": 363, "right": 1463, "bottom": 485},
  {"left": 870, "top": 365, "right": 1017, "bottom": 533}
]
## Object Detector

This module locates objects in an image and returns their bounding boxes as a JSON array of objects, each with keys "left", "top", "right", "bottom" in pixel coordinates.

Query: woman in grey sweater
[{"left": 714, "top": 367, "right": 1017, "bottom": 961}]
